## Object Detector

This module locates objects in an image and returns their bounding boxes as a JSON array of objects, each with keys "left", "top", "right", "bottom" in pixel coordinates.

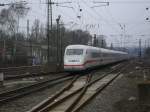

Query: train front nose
[{"left": 64, "top": 57, "right": 85, "bottom": 71}]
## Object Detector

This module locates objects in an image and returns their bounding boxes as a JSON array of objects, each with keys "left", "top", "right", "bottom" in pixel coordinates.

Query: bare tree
[
  {"left": 0, "top": 2, "right": 30, "bottom": 35},
  {"left": 31, "top": 19, "right": 40, "bottom": 42}
]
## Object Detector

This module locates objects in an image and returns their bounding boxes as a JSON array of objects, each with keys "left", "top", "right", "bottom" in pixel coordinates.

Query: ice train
[{"left": 64, "top": 45, "right": 128, "bottom": 71}]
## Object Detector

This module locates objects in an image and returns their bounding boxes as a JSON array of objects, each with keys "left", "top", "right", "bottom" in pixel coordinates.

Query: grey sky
[{"left": 0, "top": 0, "right": 150, "bottom": 47}]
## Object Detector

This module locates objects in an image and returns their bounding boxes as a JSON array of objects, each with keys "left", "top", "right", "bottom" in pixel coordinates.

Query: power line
[
  {"left": 82, "top": 1, "right": 101, "bottom": 22},
  {"left": 55, "top": 5, "right": 77, "bottom": 22},
  {"left": 94, "top": 1, "right": 150, "bottom": 4},
  {"left": 83, "top": 0, "right": 121, "bottom": 33},
  {"left": 81, "top": 0, "right": 107, "bottom": 30}
]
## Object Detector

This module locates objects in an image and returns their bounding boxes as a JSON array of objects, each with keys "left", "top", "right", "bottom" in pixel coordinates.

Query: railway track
[
  {"left": 0, "top": 65, "right": 63, "bottom": 80},
  {"left": 0, "top": 74, "right": 74, "bottom": 104},
  {"left": 4, "top": 71, "right": 65, "bottom": 80},
  {"left": 0, "top": 65, "right": 42, "bottom": 76},
  {"left": 28, "top": 62, "right": 128, "bottom": 112}
]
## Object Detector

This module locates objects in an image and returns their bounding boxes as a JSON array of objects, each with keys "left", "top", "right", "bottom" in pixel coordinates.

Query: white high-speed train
[{"left": 64, "top": 45, "right": 128, "bottom": 71}]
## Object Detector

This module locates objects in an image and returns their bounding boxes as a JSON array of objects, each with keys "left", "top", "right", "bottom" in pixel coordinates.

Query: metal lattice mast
[
  {"left": 46, "top": 0, "right": 72, "bottom": 64},
  {"left": 47, "top": 0, "right": 53, "bottom": 64}
]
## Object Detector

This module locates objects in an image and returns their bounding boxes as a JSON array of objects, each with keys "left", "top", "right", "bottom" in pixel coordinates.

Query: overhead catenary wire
[
  {"left": 2, "top": 1, "right": 149, "bottom": 37},
  {"left": 91, "top": 8, "right": 121, "bottom": 33},
  {"left": 56, "top": 0, "right": 99, "bottom": 31},
  {"left": 79, "top": 0, "right": 106, "bottom": 32},
  {"left": 82, "top": 0, "right": 121, "bottom": 34},
  {"left": 55, "top": 5, "right": 76, "bottom": 22},
  {"left": 93, "top": 0, "right": 150, "bottom": 4}
]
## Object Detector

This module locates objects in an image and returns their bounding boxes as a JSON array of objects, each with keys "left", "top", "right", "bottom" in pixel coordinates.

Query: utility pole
[
  {"left": 119, "top": 24, "right": 126, "bottom": 51},
  {"left": 60, "top": 23, "right": 64, "bottom": 68},
  {"left": 139, "top": 39, "right": 142, "bottom": 58},
  {"left": 145, "top": 40, "right": 146, "bottom": 49},
  {"left": 101, "top": 39, "right": 104, "bottom": 48},
  {"left": 123, "top": 24, "right": 126, "bottom": 50},
  {"left": 47, "top": 0, "right": 59, "bottom": 64},
  {"left": 27, "top": 20, "right": 29, "bottom": 39},
  {"left": 1, "top": 40, "right": 6, "bottom": 64},
  {"left": 110, "top": 43, "right": 113, "bottom": 50},
  {"left": 148, "top": 39, "right": 150, "bottom": 48},
  {"left": 47, "top": 0, "right": 52, "bottom": 64},
  {"left": 27, "top": 19, "right": 32, "bottom": 58},
  {"left": 93, "top": 34, "right": 97, "bottom": 47},
  {"left": 27, "top": 19, "right": 32, "bottom": 65},
  {"left": 56, "top": 15, "right": 61, "bottom": 67},
  {"left": 3, "top": 40, "right": 6, "bottom": 63}
]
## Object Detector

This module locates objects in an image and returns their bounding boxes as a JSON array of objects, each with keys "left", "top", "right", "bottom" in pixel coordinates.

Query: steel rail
[
  {"left": 0, "top": 74, "right": 74, "bottom": 104},
  {"left": 28, "top": 62, "right": 127, "bottom": 112},
  {"left": 4, "top": 72, "right": 66, "bottom": 80},
  {"left": 28, "top": 75, "right": 79, "bottom": 112},
  {"left": 0, "top": 65, "right": 64, "bottom": 80},
  {"left": 72, "top": 64, "right": 129, "bottom": 112},
  {"left": 0, "top": 65, "right": 41, "bottom": 70},
  {"left": 37, "top": 75, "right": 92, "bottom": 112},
  {"left": 65, "top": 64, "right": 128, "bottom": 112}
]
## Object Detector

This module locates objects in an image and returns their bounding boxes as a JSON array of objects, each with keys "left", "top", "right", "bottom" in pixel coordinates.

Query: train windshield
[{"left": 66, "top": 49, "right": 83, "bottom": 55}]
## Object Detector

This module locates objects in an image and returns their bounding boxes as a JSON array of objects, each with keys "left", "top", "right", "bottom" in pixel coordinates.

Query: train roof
[
  {"left": 66, "top": 45, "right": 128, "bottom": 54},
  {"left": 66, "top": 45, "right": 93, "bottom": 50}
]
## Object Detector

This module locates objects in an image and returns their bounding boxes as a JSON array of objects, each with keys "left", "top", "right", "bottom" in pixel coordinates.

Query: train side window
[
  {"left": 91, "top": 52, "right": 99, "bottom": 58},
  {"left": 103, "top": 53, "right": 108, "bottom": 57}
]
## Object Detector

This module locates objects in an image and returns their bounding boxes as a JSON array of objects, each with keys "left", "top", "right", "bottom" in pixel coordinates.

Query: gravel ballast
[{"left": 80, "top": 59, "right": 150, "bottom": 112}]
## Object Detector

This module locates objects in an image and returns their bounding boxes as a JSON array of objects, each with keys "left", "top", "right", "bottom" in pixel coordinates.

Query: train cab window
[{"left": 66, "top": 49, "right": 83, "bottom": 55}]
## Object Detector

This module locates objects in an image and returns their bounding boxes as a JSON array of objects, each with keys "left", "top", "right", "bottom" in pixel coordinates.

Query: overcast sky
[{"left": 1, "top": 0, "right": 150, "bottom": 47}]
